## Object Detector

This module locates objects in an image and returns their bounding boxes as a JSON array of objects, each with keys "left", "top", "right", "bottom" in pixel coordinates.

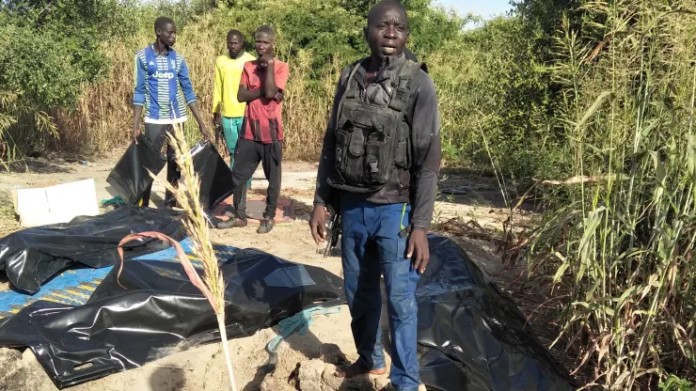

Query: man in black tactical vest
[{"left": 309, "top": 1, "right": 441, "bottom": 390}]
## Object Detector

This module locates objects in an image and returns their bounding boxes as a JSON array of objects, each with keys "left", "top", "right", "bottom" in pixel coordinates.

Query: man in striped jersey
[{"left": 132, "top": 16, "right": 209, "bottom": 208}]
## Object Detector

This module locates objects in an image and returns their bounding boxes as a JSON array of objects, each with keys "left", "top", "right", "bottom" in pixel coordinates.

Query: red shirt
[{"left": 240, "top": 60, "right": 289, "bottom": 143}]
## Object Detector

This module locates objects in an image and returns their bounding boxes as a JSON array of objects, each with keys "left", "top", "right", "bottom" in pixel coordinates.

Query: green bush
[
  {"left": 0, "top": 26, "right": 107, "bottom": 109},
  {"left": 0, "top": 0, "right": 134, "bottom": 109}
]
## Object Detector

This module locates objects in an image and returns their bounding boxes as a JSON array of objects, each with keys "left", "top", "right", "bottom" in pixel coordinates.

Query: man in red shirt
[{"left": 218, "top": 25, "right": 289, "bottom": 234}]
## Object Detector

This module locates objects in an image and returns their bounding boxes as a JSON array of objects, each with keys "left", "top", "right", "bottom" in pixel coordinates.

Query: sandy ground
[{"left": 0, "top": 153, "right": 534, "bottom": 391}]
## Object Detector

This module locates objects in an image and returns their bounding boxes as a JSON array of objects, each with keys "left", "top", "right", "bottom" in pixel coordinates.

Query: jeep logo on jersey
[{"left": 153, "top": 71, "right": 175, "bottom": 79}]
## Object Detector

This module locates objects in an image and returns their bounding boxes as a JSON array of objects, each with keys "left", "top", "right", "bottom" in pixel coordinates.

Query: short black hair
[
  {"left": 254, "top": 25, "right": 275, "bottom": 40},
  {"left": 367, "top": 0, "right": 408, "bottom": 28},
  {"left": 154, "top": 17, "right": 175, "bottom": 33},
  {"left": 227, "top": 29, "right": 244, "bottom": 41}
]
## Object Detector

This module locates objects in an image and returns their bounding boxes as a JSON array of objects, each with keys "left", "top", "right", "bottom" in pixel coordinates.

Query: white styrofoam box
[{"left": 12, "top": 179, "right": 99, "bottom": 227}]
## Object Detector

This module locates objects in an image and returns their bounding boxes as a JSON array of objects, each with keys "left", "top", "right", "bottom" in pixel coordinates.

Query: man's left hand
[
  {"left": 407, "top": 229, "right": 430, "bottom": 274},
  {"left": 274, "top": 91, "right": 284, "bottom": 101}
]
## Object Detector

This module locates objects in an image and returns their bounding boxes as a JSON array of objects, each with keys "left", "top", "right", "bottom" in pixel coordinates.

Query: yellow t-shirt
[{"left": 212, "top": 51, "right": 256, "bottom": 118}]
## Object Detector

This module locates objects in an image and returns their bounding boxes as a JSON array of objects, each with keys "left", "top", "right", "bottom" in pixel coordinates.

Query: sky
[{"left": 436, "top": 0, "right": 514, "bottom": 19}]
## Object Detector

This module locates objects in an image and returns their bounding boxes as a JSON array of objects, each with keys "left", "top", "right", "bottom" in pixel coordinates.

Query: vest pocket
[
  {"left": 366, "top": 142, "right": 381, "bottom": 175},
  {"left": 348, "top": 128, "right": 365, "bottom": 157},
  {"left": 336, "top": 122, "right": 368, "bottom": 185},
  {"left": 394, "top": 140, "right": 408, "bottom": 168},
  {"left": 334, "top": 101, "right": 402, "bottom": 191}
]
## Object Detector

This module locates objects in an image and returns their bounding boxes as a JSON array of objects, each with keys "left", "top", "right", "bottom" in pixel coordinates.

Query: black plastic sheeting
[
  {"left": 106, "top": 135, "right": 166, "bottom": 206},
  {"left": 0, "top": 225, "right": 574, "bottom": 390},
  {"left": 0, "top": 251, "right": 343, "bottom": 389},
  {"left": 416, "top": 235, "right": 574, "bottom": 391},
  {"left": 107, "top": 138, "right": 234, "bottom": 211},
  {"left": 0, "top": 207, "right": 185, "bottom": 294},
  {"left": 190, "top": 141, "right": 235, "bottom": 211}
]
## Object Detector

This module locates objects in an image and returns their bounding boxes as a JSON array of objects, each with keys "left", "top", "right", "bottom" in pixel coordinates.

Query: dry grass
[
  {"left": 116, "top": 117, "right": 238, "bottom": 390},
  {"left": 0, "top": 192, "right": 18, "bottom": 236},
  {"left": 49, "top": 22, "right": 341, "bottom": 161}
]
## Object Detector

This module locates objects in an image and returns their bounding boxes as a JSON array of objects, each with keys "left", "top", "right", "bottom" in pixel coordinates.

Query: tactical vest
[{"left": 329, "top": 59, "right": 425, "bottom": 193}]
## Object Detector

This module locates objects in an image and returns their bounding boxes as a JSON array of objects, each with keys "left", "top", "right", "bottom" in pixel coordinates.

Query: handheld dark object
[
  {"left": 106, "top": 135, "right": 166, "bottom": 206},
  {"left": 215, "top": 122, "right": 223, "bottom": 145},
  {"left": 323, "top": 204, "right": 341, "bottom": 257},
  {"left": 190, "top": 141, "right": 235, "bottom": 211}
]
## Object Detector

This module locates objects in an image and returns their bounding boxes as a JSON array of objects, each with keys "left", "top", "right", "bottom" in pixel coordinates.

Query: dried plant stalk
[{"left": 117, "top": 120, "right": 237, "bottom": 391}]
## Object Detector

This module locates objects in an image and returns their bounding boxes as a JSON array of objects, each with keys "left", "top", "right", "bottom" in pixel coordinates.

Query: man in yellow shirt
[{"left": 213, "top": 30, "right": 256, "bottom": 197}]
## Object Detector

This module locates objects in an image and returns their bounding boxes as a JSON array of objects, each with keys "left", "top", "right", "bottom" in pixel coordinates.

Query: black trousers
[
  {"left": 232, "top": 138, "right": 282, "bottom": 219},
  {"left": 140, "top": 123, "right": 179, "bottom": 208}
]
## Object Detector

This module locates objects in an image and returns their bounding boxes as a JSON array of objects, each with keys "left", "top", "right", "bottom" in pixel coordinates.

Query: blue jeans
[{"left": 341, "top": 194, "right": 421, "bottom": 391}]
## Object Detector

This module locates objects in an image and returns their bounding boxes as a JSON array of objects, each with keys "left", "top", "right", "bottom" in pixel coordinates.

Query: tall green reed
[{"left": 530, "top": 1, "right": 696, "bottom": 388}]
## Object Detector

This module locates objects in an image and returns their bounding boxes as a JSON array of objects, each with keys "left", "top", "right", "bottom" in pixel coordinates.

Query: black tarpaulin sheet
[
  {"left": 107, "top": 137, "right": 234, "bottom": 211},
  {"left": 418, "top": 348, "right": 470, "bottom": 390},
  {"left": 0, "top": 225, "right": 573, "bottom": 390},
  {"left": 190, "top": 141, "right": 235, "bottom": 211},
  {"left": 106, "top": 135, "right": 166, "bottom": 206},
  {"left": 0, "top": 250, "right": 344, "bottom": 389},
  {"left": 0, "top": 207, "right": 185, "bottom": 294},
  {"left": 416, "top": 235, "right": 574, "bottom": 391}
]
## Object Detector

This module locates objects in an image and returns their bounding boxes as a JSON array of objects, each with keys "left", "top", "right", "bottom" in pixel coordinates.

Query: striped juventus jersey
[{"left": 133, "top": 45, "right": 197, "bottom": 124}]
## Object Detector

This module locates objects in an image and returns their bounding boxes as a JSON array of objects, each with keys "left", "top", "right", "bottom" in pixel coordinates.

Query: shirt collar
[
  {"left": 228, "top": 51, "right": 246, "bottom": 60},
  {"left": 151, "top": 43, "right": 172, "bottom": 56}
]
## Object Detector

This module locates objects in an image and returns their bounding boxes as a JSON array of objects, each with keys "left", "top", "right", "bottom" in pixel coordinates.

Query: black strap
[
  {"left": 335, "top": 61, "right": 363, "bottom": 124},
  {"left": 387, "top": 60, "right": 423, "bottom": 112}
]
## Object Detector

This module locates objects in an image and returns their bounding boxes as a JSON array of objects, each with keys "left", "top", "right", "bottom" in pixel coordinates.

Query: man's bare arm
[
  {"left": 132, "top": 105, "right": 143, "bottom": 144},
  {"left": 263, "top": 60, "right": 279, "bottom": 99},
  {"left": 238, "top": 85, "right": 263, "bottom": 102}
]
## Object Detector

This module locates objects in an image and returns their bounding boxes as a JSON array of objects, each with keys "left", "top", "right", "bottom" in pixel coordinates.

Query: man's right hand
[
  {"left": 309, "top": 205, "right": 327, "bottom": 244},
  {"left": 259, "top": 53, "right": 274, "bottom": 68},
  {"left": 132, "top": 127, "right": 140, "bottom": 145},
  {"left": 213, "top": 113, "right": 222, "bottom": 127}
]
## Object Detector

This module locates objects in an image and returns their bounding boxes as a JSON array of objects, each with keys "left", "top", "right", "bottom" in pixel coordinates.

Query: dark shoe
[
  {"left": 207, "top": 215, "right": 222, "bottom": 228},
  {"left": 222, "top": 209, "right": 237, "bottom": 218},
  {"left": 216, "top": 217, "right": 248, "bottom": 229},
  {"left": 257, "top": 219, "right": 275, "bottom": 234}
]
